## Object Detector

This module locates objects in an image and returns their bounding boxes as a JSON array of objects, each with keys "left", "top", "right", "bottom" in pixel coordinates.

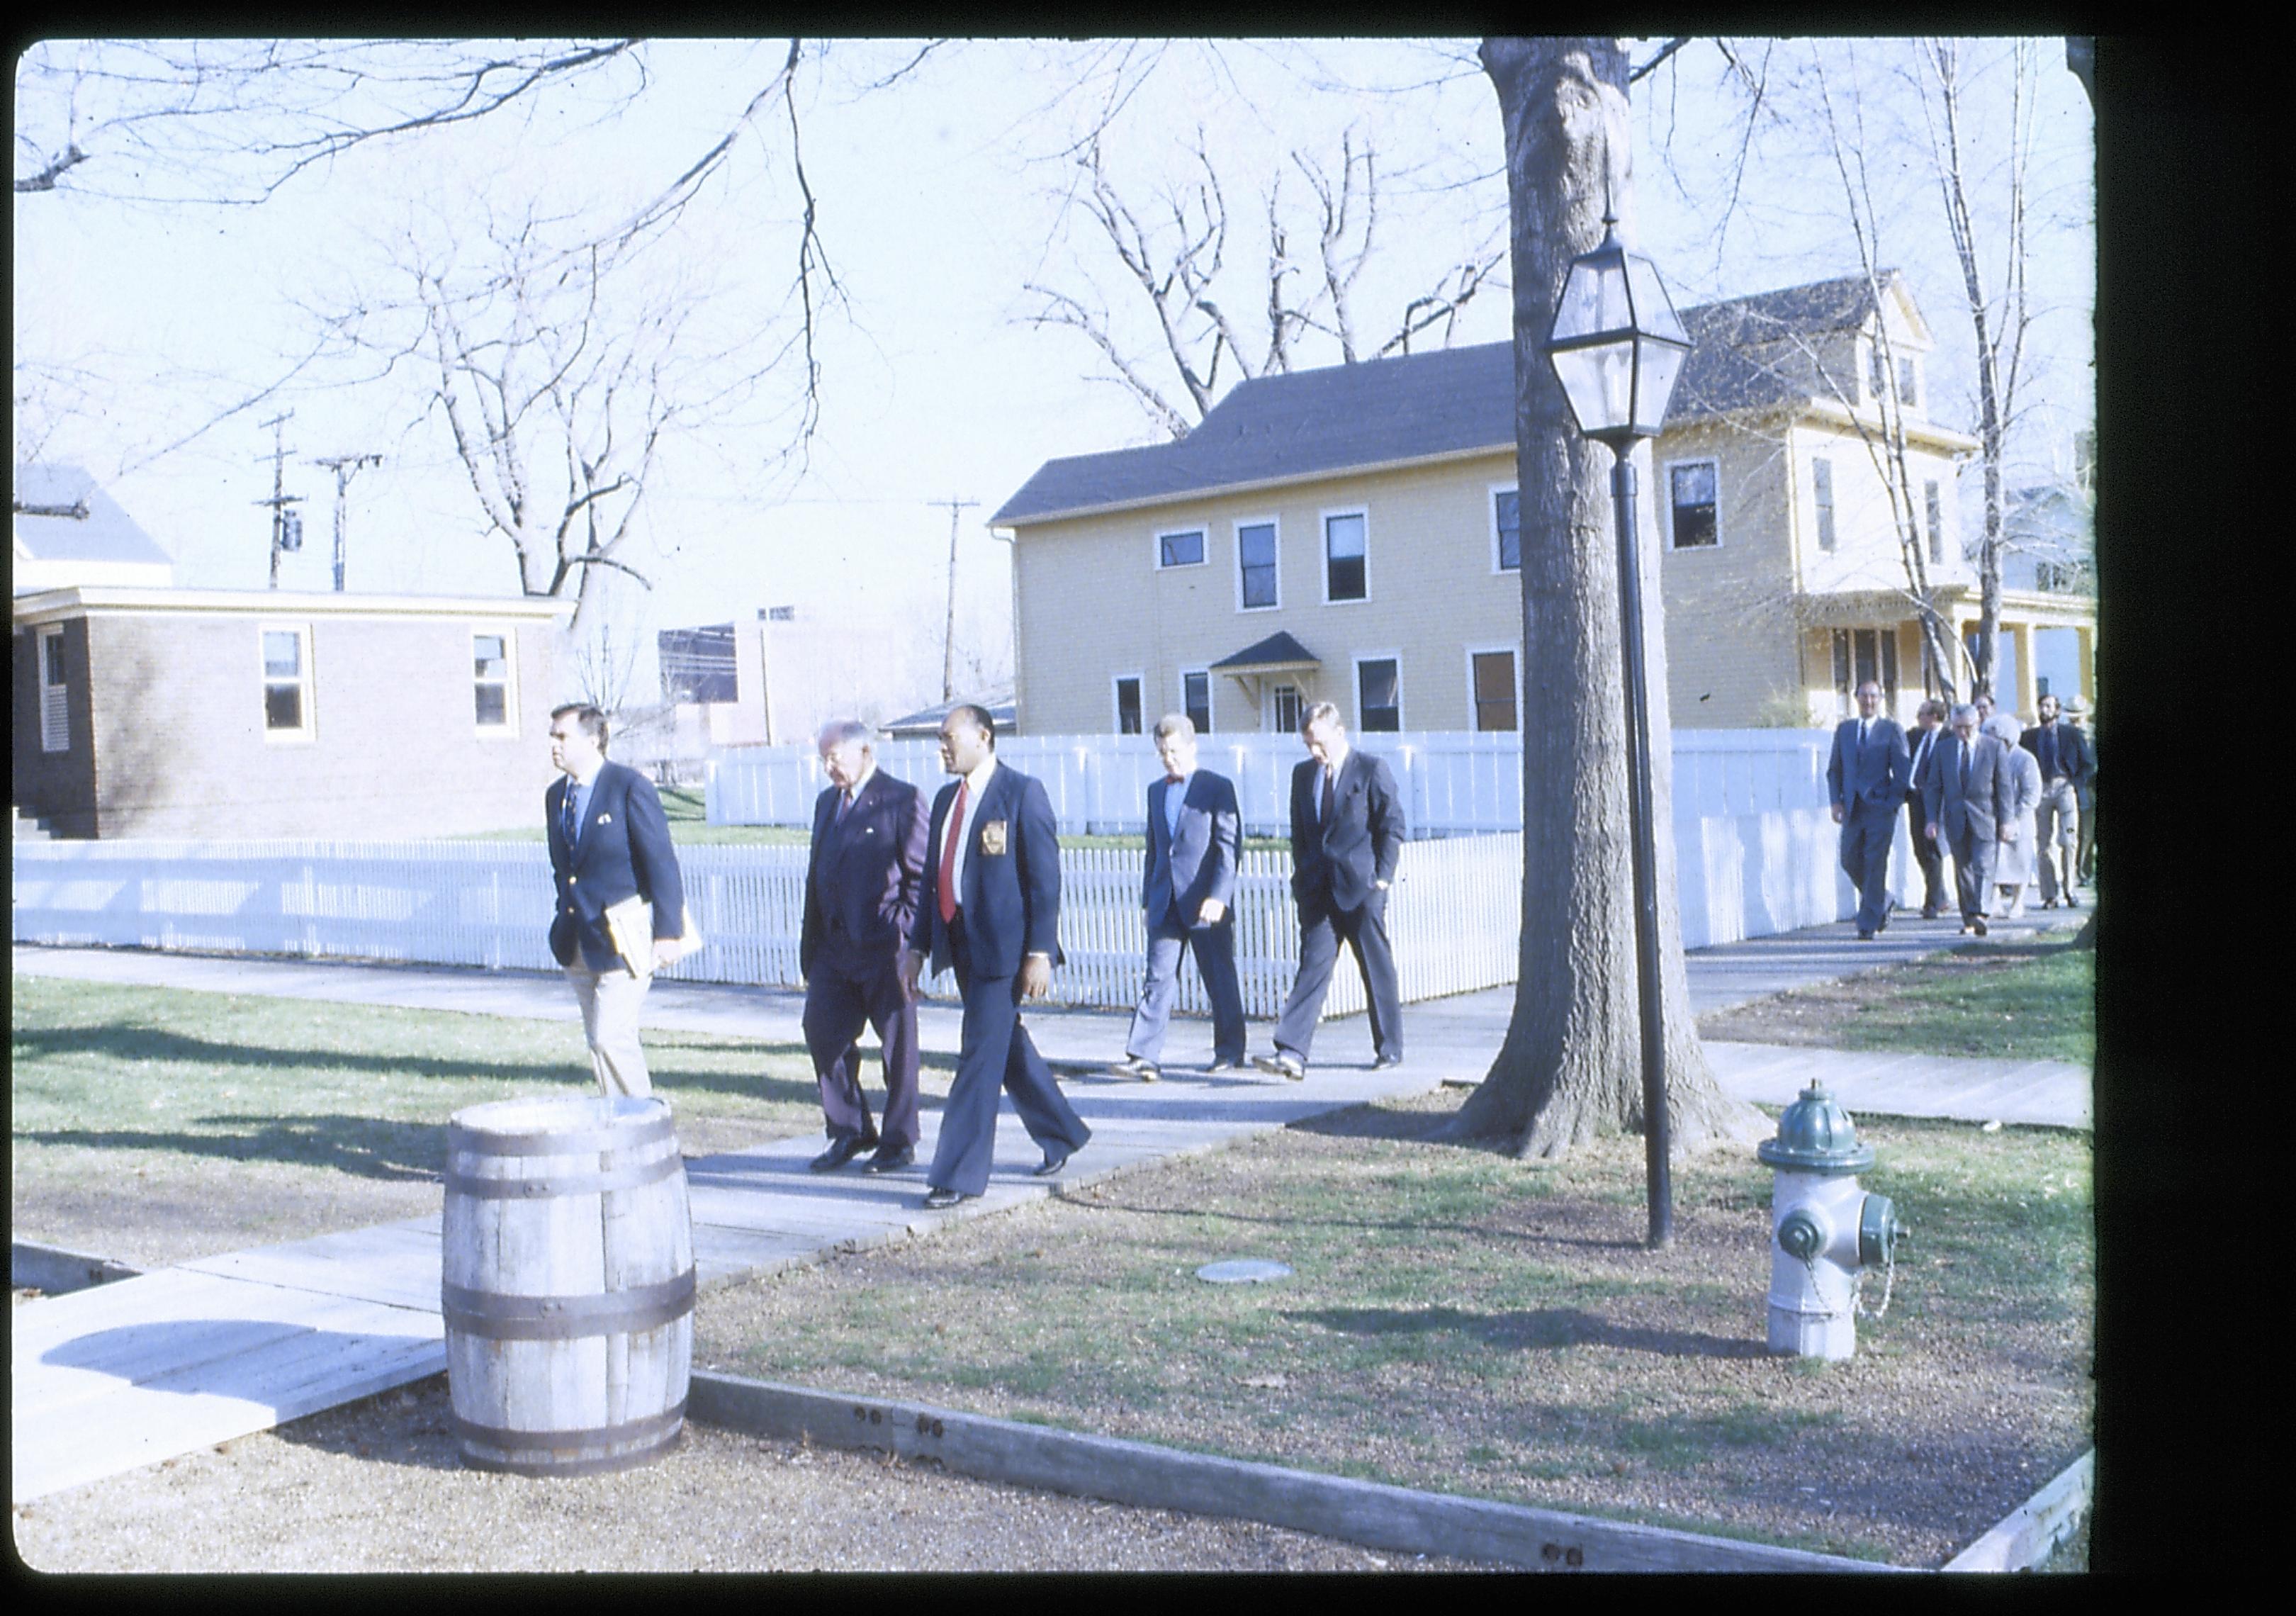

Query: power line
[
  {"left": 253, "top": 412, "right": 305, "bottom": 590},
  {"left": 311, "top": 452, "right": 383, "bottom": 592}
]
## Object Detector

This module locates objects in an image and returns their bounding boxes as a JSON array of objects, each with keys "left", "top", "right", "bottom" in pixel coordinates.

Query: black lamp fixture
[{"left": 1541, "top": 210, "right": 1691, "bottom": 1250}]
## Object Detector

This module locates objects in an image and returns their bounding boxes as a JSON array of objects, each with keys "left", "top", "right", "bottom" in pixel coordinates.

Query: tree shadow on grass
[
  {"left": 18, "top": 1116, "right": 452, "bottom": 1180},
  {"left": 1288, "top": 1303, "right": 1769, "bottom": 1360},
  {"left": 13, "top": 1022, "right": 824, "bottom": 1107},
  {"left": 1049, "top": 1184, "right": 1640, "bottom": 1254}
]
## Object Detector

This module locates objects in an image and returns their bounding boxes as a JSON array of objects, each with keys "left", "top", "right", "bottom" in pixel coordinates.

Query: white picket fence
[
  {"left": 9, "top": 835, "right": 1529, "bottom": 1019},
  {"left": 711, "top": 728, "right": 1840, "bottom": 838}
]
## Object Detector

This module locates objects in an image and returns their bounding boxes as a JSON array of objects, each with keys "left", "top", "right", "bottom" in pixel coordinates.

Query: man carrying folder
[{"left": 546, "top": 702, "right": 690, "bottom": 1097}]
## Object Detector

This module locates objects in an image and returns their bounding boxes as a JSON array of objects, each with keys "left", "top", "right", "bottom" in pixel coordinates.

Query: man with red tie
[{"left": 899, "top": 704, "right": 1091, "bottom": 1209}]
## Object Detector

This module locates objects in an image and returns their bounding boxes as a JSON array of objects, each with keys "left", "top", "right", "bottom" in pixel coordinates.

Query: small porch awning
[{"left": 1210, "top": 630, "right": 1320, "bottom": 674}]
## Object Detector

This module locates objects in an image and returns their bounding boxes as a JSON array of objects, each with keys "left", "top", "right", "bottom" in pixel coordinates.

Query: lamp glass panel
[
  {"left": 1552, "top": 252, "right": 1633, "bottom": 343},
  {"left": 1631, "top": 338, "right": 1687, "bottom": 436},
  {"left": 1623, "top": 255, "right": 1689, "bottom": 343},
  {"left": 1550, "top": 339, "right": 1636, "bottom": 436}
]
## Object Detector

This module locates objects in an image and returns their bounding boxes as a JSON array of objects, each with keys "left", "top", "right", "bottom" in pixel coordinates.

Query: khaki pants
[
  {"left": 2034, "top": 778, "right": 2081, "bottom": 904},
  {"left": 563, "top": 963, "right": 653, "bottom": 1097}
]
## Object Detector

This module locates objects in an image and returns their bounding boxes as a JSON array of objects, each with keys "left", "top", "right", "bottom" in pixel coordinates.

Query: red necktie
[{"left": 938, "top": 780, "right": 968, "bottom": 925}]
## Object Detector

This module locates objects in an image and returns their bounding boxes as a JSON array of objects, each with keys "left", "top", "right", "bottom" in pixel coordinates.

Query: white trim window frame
[
  {"left": 1180, "top": 667, "right": 1212, "bottom": 735},
  {"left": 1812, "top": 455, "right": 1837, "bottom": 552},
  {"left": 38, "top": 624, "right": 69, "bottom": 753},
  {"left": 1320, "top": 505, "right": 1370, "bottom": 605},
  {"left": 1234, "top": 515, "right": 1281, "bottom": 611},
  {"left": 1154, "top": 524, "right": 1208, "bottom": 571},
  {"left": 1490, "top": 483, "right": 1521, "bottom": 574},
  {"left": 1353, "top": 650, "right": 1403, "bottom": 734},
  {"left": 1924, "top": 478, "right": 1945, "bottom": 566},
  {"left": 260, "top": 622, "right": 317, "bottom": 742},
  {"left": 1465, "top": 644, "right": 1520, "bottom": 733},
  {"left": 473, "top": 626, "right": 519, "bottom": 737},
  {"left": 1663, "top": 456, "right": 1721, "bottom": 551},
  {"left": 1112, "top": 672, "right": 1145, "bottom": 736}
]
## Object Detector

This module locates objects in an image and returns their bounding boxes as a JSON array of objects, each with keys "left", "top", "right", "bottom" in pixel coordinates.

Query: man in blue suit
[
  {"left": 800, "top": 719, "right": 931, "bottom": 1173},
  {"left": 545, "top": 704, "right": 686, "bottom": 1096},
  {"left": 1108, "top": 714, "right": 1247, "bottom": 1081},
  {"left": 1827, "top": 680, "right": 1912, "bottom": 941},
  {"left": 1923, "top": 702, "right": 2016, "bottom": 938},
  {"left": 1255, "top": 702, "right": 1407, "bottom": 1080},
  {"left": 899, "top": 704, "right": 1091, "bottom": 1209}
]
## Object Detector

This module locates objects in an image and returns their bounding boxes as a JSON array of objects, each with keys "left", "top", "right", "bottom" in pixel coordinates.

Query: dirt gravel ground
[{"left": 9, "top": 1372, "right": 1500, "bottom": 1573}]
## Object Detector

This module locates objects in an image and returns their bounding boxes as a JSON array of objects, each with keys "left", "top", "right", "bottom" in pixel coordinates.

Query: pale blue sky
[{"left": 14, "top": 37, "right": 2093, "bottom": 697}]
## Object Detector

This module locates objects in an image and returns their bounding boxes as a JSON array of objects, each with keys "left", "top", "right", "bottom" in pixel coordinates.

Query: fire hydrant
[{"left": 1757, "top": 1081, "right": 1907, "bottom": 1360}]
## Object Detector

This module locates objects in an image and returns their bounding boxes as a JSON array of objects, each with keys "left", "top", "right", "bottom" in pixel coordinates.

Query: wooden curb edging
[
  {"left": 11, "top": 1238, "right": 143, "bottom": 1294},
  {"left": 1940, "top": 1449, "right": 2094, "bottom": 1572},
  {"left": 685, "top": 1369, "right": 1906, "bottom": 1573}
]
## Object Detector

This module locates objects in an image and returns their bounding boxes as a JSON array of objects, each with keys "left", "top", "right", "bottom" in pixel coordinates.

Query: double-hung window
[
  {"left": 1182, "top": 670, "right": 1212, "bottom": 734},
  {"left": 1813, "top": 458, "right": 1837, "bottom": 551},
  {"left": 1493, "top": 487, "right": 1521, "bottom": 572},
  {"left": 473, "top": 631, "right": 515, "bottom": 733},
  {"left": 261, "top": 624, "right": 315, "bottom": 739},
  {"left": 1470, "top": 649, "right": 1518, "bottom": 732},
  {"left": 1669, "top": 461, "right": 1718, "bottom": 549},
  {"left": 38, "top": 626, "right": 69, "bottom": 753},
  {"left": 1113, "top": 675, "right": 1144, "bottom": 736},
  {"left": 1356, "top": 656, "right": 1401, "bottom": 732},
  {"left": 1924, "top": 481, "right": 1945, "bottom": 565},
  {"left": 1324, "top": 511, "right": 1367, "bottom": 602},
  {"left": 1237, "top": 520, "right": 1278, "bottom": 610}
]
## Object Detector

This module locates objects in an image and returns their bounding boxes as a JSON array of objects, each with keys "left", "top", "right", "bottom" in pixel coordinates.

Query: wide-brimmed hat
[{"left": 2062, "top": 695, "right": 2090, "bottom": 714}]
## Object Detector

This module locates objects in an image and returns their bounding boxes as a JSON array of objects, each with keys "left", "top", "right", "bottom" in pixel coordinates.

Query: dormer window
[{"left": 1897, "top": 357, "right": 1919, "bottom": 409}]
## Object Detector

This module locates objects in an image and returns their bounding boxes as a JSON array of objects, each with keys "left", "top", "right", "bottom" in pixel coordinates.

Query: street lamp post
[{"left": 1541, "top": 213, "right": 1692, "bottom": 1250}]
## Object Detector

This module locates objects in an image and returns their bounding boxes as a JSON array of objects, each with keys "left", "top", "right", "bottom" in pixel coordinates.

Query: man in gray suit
[
  {"left": 1923, "top": 703, "right": 2014, "bottom": 938},
  {"left": 1108, "top": 714, "right": 1247, "bottom": 1081},
  {"left": 1828, "top": 679, "right": 1912, "bottom": 941}
]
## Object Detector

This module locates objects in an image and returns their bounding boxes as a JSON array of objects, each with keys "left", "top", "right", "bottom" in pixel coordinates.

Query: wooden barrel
[{"left": 441, "top": 1094, "right": 694, "bottom": 1476}]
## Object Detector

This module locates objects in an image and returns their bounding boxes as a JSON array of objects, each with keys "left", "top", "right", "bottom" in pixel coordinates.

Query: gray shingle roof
[
  {"left": 994, "top": 272, "right": 1908, "bottom": 528},
  {"left": 13, "top": 464, "right": 173, "bottom": 568},
  {"left": 1210, "top": 630, "right": 1321, "bottom": 671}
]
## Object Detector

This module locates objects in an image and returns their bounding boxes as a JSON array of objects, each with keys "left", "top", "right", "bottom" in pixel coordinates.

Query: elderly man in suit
[
  {"left": 1254, "top": 702, "right": 1407, "bottom": 1081},
  {"left": 800, "top": 719, "right": 931, "bottom": 1174},
  {"left": 546, "top": 703, "right": 686, "bottom": 1097},
  {"left": 1108, "top": 714, "right": 1247, "bottom": 1082},
  {"left": 1903, "top": 698, "right": 1949, "bottom": 920},
  {"left": 2020, "top": 694, "right": 2093, "bottom": 910},
  {"left": 1828, "top": 679, "right": 1913, "bottom": 942},
  {"left": 899, "top": 704, "right": 1091, "bottom": 1210},
  {"left": 1923, "top": 702, "right": 2015, "bottom": 938}
]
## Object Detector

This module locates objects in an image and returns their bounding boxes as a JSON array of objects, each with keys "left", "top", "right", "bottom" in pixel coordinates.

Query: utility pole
[
  {"left": 254, "top": 412, "right": 305, "bottom": 589},
  {"left": 313, "top": 452, "right": 383, "bottom": 592},
  {"left": 933, "top": 497, "right": 979, "bottom": 702}
]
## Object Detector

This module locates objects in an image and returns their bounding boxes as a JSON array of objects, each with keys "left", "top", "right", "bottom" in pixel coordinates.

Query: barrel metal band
[
  {"left": 448, "top": 1113, "right": 676, "bottom": 1159},
  {"left": 444, "top": 1150, "right": 684, "bottom": 1201},
  {"left": 454, "top": 1398, "right": 687, "bottom": 1457},
  {"left": 441, "top": 1269, "right": 696, "bottom": 1340}
]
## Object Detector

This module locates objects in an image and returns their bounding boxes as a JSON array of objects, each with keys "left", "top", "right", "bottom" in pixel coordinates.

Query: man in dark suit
[
  {"left": 2065, "top": 695, "right": 2097, "bottom": 886},
  {"left": 1903, "top": 698, "right": 1949, "bottom": 920},
  {"left": 800, "top": 719, "right": 931, "bottom": 1173},
  {"left": 1254, "top": 702, "right": 1406, "bottom": 1080},
  {"left": 2020, "top": 693, "right": 2093, "bottom": 910},
  {"left": 1108, "top": 714, "right": 1247, "bottom": 1081},
  {"left": 899, "top": 704, "right": 1091, "bottom": 1209},
  {"left": 1827, "top": 679, "right": 1912, "bottom": 941},
  {"left": 1923, "top": 703, "right": 2014, "bottom": 938},
  {"left": 545, "top": 703, "right": 686, "bottom": 1097}
]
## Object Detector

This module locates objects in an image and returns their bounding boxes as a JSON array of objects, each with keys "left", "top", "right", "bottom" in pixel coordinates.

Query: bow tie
[{"left": 1166, "top": 775, "right": 1185, "bottom": 786}]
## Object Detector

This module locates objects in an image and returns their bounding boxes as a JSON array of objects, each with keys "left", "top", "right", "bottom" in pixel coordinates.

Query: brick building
[
  {"left": 993, "top": 271, "right": 2095, "bottom": 736},
  {"left": 13, "top": 585, "right": 571, "bottom": 838}
]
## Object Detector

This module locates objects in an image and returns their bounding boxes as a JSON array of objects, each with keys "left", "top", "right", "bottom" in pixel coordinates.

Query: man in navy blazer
[
  {"left": 899, "top": 705, "right": 1091, "bottom": 1208},
  {"left": 1255, "top": 702, "right": 1406, "bottom": 1080},
  {"left": 800, "top": 719, "right": 931, "bottom": 1174},
  {"left": 1108, "top": 714, "right": 1247, "bottom": 1081},
  {"left": 545, "top": 703, "right": 685, "bottom": 1096},
  {"left": 1923, "top": 702, "right": 2015, "bottom": 937},
  {"left": 1827, "top": 680, "right": 1912, "bottom": 941}
]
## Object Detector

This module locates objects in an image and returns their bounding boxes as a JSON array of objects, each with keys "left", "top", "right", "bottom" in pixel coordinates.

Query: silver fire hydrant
[{"left": 1757, "top": 1081, "right": 1907, "bottom": 1360}]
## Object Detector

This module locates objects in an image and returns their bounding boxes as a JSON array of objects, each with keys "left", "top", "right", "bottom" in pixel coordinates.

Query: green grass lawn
[
  {"left": 1699, "top": 938, "right": 2095, "bottom": 1065},
  {"left": 694, "top": 1090, "right": 2091, "bottom": 1567},
  {"left": 9, "top": 976, "right": 834, "bottom": 1266}
]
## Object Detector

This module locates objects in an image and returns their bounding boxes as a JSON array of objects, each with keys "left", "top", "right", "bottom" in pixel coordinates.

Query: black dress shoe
[
  {"left": 809, "top": 1135, "right": 875, "bottom": 1172},
  {"left": 1971, "top": 916, "right": 1988, "bottom": 937},
  {"left": 921, "top": 1186, "right": 972, "bottom": 1211},
  {"left": 1920, "top": 904, "right": 1939, "bottom": 920},
  {"left": 1858, "top": 930, "right": 1875, "bottom": 941},
  {"left": 1033, "top": 1148, "right": 1074, "bottom": 1178},
  {"left": 1205, "top": 1058, "right": 1247, "bottom": 1075},
  {"left": 863, "top": 1145, "right": 916, "bottom": 1174}
]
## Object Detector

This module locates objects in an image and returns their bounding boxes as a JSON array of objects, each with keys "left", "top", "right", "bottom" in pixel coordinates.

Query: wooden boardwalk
[{"left": 11, "top": 1067, "right": 1429, "bottom": 1504}]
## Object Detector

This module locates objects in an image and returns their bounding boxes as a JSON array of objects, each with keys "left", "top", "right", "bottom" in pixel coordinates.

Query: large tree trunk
[{"left": 1448, "top": 38, "right": 1767, "bottom": 1159}]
